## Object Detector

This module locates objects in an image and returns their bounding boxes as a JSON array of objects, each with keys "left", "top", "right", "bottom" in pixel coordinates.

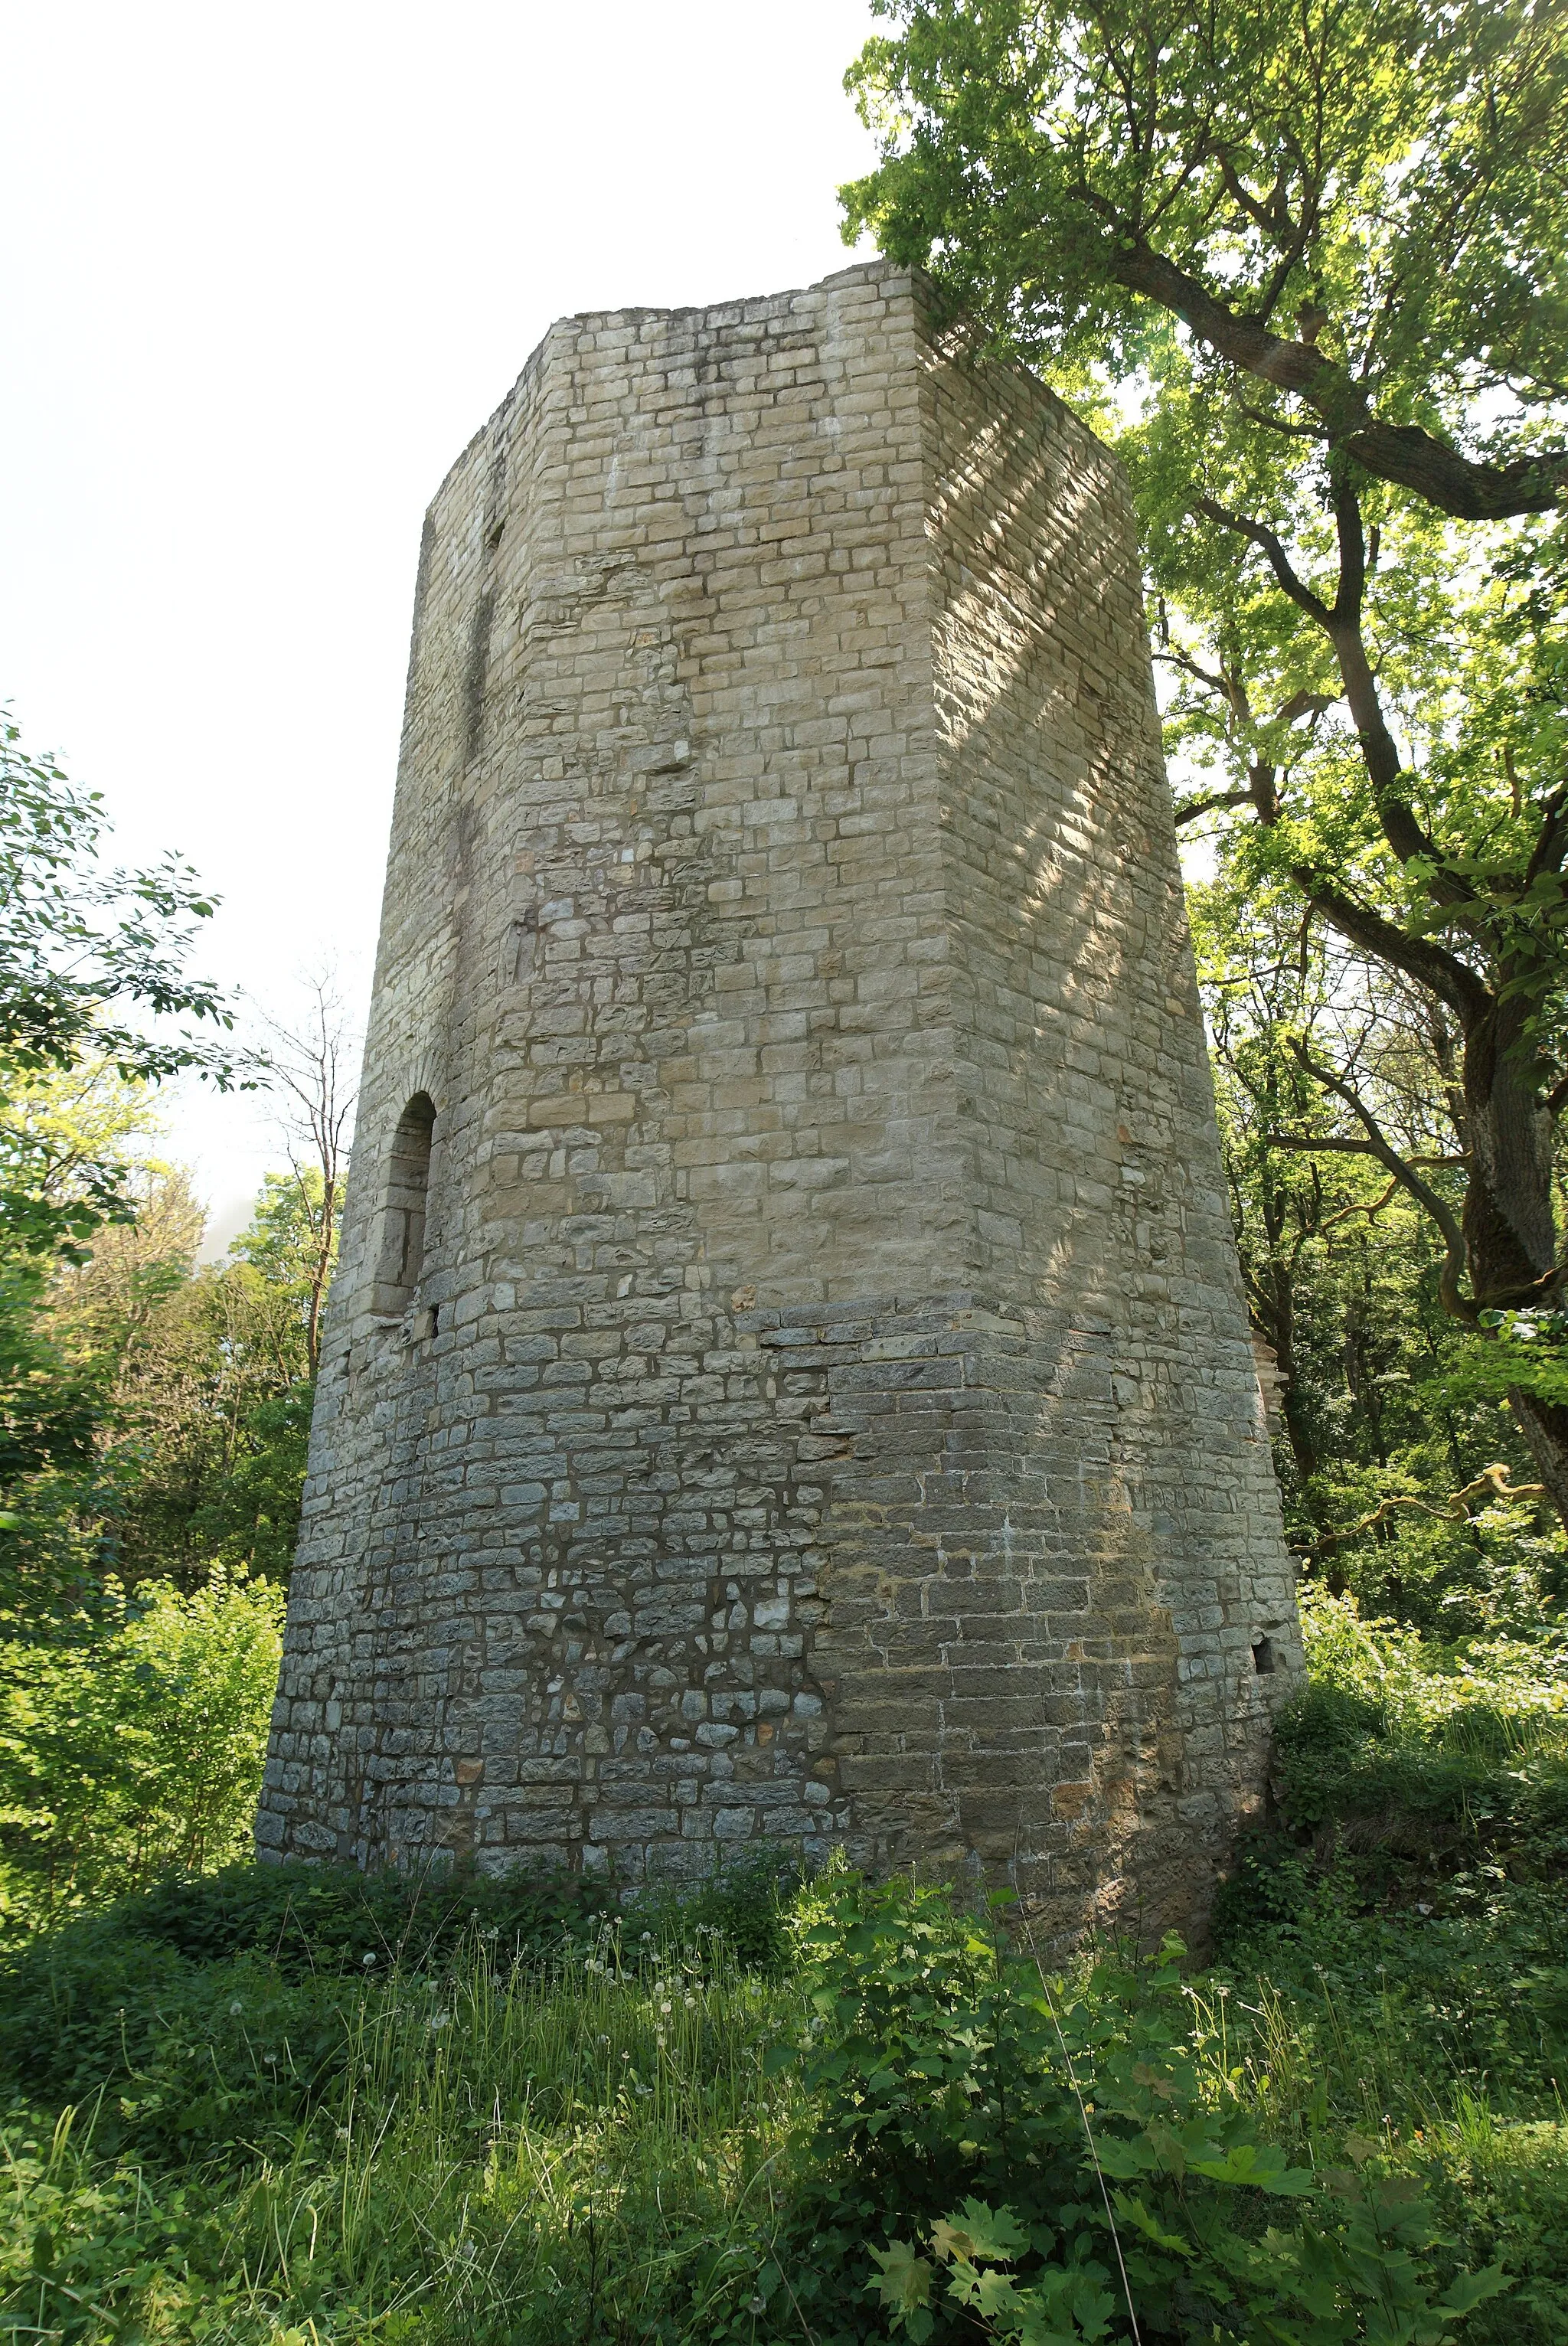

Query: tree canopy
[
  {"left": 0, "top": 713, "right": 237, "bottom": 1263},
  {"left": 841, "top": 0, "right": 1568, "bottom": 515}
]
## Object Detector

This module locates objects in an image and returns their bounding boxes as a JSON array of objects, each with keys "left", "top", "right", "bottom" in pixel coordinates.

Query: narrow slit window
[{"left": 372, "top": 1092, "right": 435, "bottom": 1315}]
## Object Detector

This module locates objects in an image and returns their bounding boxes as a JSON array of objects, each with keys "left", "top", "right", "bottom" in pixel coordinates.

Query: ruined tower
[{"left": 258, "top": 262, "right": 1302, "bottom": 1939}]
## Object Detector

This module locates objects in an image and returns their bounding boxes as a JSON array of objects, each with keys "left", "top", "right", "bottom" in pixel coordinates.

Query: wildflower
[
  {"left": 597, "top": 2034, "right": 610, "bottom": 2047},
  {"left": 428, "top": 2011, "right": 452, "bottom": 2032},
  {"left": 228, "top": 2000, "right": 244, "bottom": 2018},
  {"left": 362, "top": 1952, "right": 377, "bottom": 1967}
]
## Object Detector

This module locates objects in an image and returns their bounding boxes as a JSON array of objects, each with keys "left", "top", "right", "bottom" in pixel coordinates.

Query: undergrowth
[{"left": 0, "top": 1603, "right": 1563, "bottom": 2343}]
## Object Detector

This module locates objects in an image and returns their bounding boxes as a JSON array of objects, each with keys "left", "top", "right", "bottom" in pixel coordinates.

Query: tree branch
[
  {"left": 1289, "top": 1041, "right": 1475, "bottom": 1321},
  {"left": 1294, "top": 872, "right": 1491, "bottom": 1028},
  {"left": 1192, "top": 495, "right": 1332, "bottom": 626},
  {"left": 1292, "top": 1463, "right": 1548, "bottom": 1557},
  {"left": 1175, "top": 789, "right": 1253, "bottom": 825},
  {"left": 1108, "top": 239, "right": 1568, "bottom": 518}
]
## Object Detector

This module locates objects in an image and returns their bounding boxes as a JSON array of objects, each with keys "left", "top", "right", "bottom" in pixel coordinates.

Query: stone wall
[{"left": 257, "top": 261, "right": 1302, "bottom": 1940}]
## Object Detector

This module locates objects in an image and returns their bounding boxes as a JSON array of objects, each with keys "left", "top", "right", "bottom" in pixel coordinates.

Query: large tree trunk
[
  {"left": 1463, "top": 1011, "right": 1568, "bottom": 1528},
  {"left": 1502, "top": 1386, "right": 1568, "bottom": 1527}
]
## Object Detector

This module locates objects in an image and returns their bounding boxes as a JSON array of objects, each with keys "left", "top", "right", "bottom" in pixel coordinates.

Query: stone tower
[{"left": 258, "top": 262, "right": 1301, "bottom": 1940}]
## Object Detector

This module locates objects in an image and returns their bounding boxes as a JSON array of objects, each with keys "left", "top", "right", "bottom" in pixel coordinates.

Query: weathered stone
[{"left": 258, "top": 261, "right": 1302, "bottom": 1942}]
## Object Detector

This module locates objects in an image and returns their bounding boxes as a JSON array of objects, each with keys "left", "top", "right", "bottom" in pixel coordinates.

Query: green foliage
[
  {"left": 779, "top": 1874, "right": 1506, "bottom": 2344},
  {"left": 1271, "top": 1588, "right": 1568, "bottom": 1867},
  {"left": 0, "top": 1571, "right": 283, "bottom": 1935},
  {"left": 0, "top": 1839, "right": 1559, "bottom": 2343},
  {"left": 0, "top": 711, "right": 235, "bottom": 1148},
  {"left": 840, "top": 1, "right": 1568, "bottom": 511},
  {"left": 1212, "top": 1595, "right": 1568, "bottom": 2138},
  {"left": 0, "top": 1876, "right": 805, "bottom": 2341},
  {"left": 0, "top": 1260, "right": 102, "bottom": 1495},
  {"left": 83, "top": 1169, "right": 328, "bottom": 1588},
  {"left": 0, "top": 714, "right": 259, "bottom": 1629},
  {"left": 0, "top": 1155, "right": 336, "bottom": 1616},
  {"left": 1191, "top": 877, "right": 1568, "bottom": 1629},
  {"left": 20, "top": 1855, "right": 616, "bottom": 1990}
]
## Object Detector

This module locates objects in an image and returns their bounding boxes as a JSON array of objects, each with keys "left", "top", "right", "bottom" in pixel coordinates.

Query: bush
[
  {"left": 0, "top": 1927, "right": 354, "bottom": 2163},
  {"left": 769, "top": 1872, "right": 1507, "bottom": 2345},
  {"left": 0, "top": 1858, "right": 1557, "bottom": 2344},
  {"left": 1259, "top": 1591, "right": 1568, "bottom": 1883},
  {"left": 0, "top": 1570, "right": 283, "bottom": 1934}
]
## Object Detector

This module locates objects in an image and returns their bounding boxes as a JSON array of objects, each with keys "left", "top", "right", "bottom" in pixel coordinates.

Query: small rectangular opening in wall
[{"left": 1252, "top": 1637, "right": 1277, "bottom": 1675}]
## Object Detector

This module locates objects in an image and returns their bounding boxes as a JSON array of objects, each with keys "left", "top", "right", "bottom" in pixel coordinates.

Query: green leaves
[
  {"left": 0, "top": 712, "right": 237, "bottom": 1099},
  {"left": 868, "top": 2234, "right": 936, "bottom": 2338},
  {"left": 843, "top": 1, "right": 1568, "bottom": 515},
  {"left": 788, "top": 1871, "right": 1513, "bottom": 2344},
  {"left": 0, "top": 1571, "right": 284, "bottom": 1932}
]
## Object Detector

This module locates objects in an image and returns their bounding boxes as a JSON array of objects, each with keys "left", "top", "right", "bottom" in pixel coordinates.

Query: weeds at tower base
[{"left": 2, "top": 1603, "right": 1566, "bottom": 2341}]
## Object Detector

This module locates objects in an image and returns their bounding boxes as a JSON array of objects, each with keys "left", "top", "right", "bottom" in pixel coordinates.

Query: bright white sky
[{"left": 2, "top": 0, "right": 880, "bottom": 1250}]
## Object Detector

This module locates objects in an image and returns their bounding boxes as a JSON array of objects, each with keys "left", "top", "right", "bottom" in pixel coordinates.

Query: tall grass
[
  {"left": 4, "top": 1601, "right": 1566, "bottom": 2341},
  {"left": 2, "top": 1930, "right": 805, "bottom": 2341}
]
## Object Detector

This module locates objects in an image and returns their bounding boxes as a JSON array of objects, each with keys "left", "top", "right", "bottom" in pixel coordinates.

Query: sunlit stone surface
[{"left": 257, "top": 262, "right": 1302, "bottom": 1940}]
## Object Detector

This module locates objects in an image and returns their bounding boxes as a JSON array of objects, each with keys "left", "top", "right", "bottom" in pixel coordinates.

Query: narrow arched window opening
[{"left": 372, "top": 1092, "right": 435, "bottom": 1315}]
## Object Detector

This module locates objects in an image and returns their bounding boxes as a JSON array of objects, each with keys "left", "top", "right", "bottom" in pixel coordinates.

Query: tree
[
  {"left": 841, "top": 1, "right": 1568, "bottom": 1520},
  {"left": 1190, "top": 876, "right": 1561, "bottom": 1632},
  {"left": 0, "top": 713, "right": 237, "bottom": 1192},
  {"left": 0, "top": 711, "right": 238, "bottom": 1499},
  {"left": 254, "top": 969, "right": 358, "bottom": 1378},
  {"left": 0, "top": 710, "right": 243, "bottom": 1592},
  {"left": 53, "top": 1169, "right": 324, "bottom": 1586},
  {"left": 841, "top": 1, "right": 1568, "bottom": 518}
]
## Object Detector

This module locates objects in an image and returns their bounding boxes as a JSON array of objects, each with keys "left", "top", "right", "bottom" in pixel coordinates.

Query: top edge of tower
[{"left": 424, "top": 258, "right": 930, "bottom": 513}]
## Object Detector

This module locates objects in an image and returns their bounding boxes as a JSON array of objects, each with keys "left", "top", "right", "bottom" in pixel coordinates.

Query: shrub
[
  {"left": 0, "top": 1570, "right": 283, "bottom": 1934},
  {"left": 773, "top": 1871, "right": 1508, "bottom": 2345},
  {"left": 1260, "top": 1592, "right": 1568, "bottom": 1888}
]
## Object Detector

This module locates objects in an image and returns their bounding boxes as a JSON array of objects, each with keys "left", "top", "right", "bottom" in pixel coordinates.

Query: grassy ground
[{"left": 2, "top": 1599, "right": 1564, "bottom": 2344}]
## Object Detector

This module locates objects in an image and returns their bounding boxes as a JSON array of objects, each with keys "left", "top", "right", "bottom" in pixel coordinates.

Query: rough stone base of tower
[{"left": 258, "top": 261, "right": 1302, "bottom": 1943}]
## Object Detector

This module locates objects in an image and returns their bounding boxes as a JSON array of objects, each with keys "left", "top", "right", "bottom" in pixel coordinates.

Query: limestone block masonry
[{"left": 258, "top": 261, "right": 1303, "bottom": 1941}]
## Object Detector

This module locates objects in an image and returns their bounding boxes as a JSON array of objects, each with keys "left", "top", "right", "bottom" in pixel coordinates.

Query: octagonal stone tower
[{"left": 258, "top": 261, "right": 1302, "bottom": 1939}]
